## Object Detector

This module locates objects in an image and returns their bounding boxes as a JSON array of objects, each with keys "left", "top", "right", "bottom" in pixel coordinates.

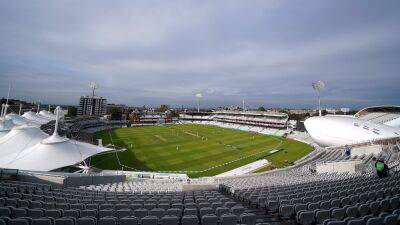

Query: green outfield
[{"left": 91, "top": 124, "right": 313, "bottom": 177}]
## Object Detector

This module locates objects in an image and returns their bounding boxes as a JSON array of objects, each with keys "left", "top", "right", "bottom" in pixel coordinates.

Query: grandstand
[
  {"left": 180, "top": 110, "right": 290, "bottom": 137},
  {"left": 356, "top": 106, "right": 400, "bottom": 127},
  {"left": 212, "top": 111, "right": 288, "bottom": 129},
  {"left": 2, "top": 103, "right": 400, "bottom": 225},
  {"left": 180, "top": 110, "right": 288, "bottom": 128},
  {"left": 0, "top": 136, "right": 399, "bottom": 225}
]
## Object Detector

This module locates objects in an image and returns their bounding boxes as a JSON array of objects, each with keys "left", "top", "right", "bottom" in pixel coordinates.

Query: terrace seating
[
  {"left": 1, "top": 137, "right": 400, "bottom": 225},
  {"left": 0, "top": 180, "right": 260, "bottom": 225}
]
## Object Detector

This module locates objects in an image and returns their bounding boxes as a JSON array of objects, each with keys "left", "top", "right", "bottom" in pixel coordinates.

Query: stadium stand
[
  {"left": 1, "top": 158, "right": 400, "bottom": 225},
  {"left": 66, "top": 118, "right": 126, "bottom": 143},
  {"left": 0, "top": 179, "right": 266, "bottom": 225},
  {"left": 356, "top": 106, "right": 400, "bottom": 127},
  {"left": 180, "top": 110, "right": 290, "bottom": 137},
  {"left": 2, "top": 107, "right": 400, "bottom": 224},
  {"left": 0, "top": 137, "right": 399, "bottom": 225}
]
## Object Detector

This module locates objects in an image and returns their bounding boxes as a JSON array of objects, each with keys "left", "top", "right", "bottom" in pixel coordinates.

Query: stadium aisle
[{"left": 219, "top": 190, "right": 293, "bottom": 225}]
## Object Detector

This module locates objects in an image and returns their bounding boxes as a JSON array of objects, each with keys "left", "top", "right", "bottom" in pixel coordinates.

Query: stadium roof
[
  {"left": 356, "top": 105, "right": 400, "bottom": 117},
  {"left": 0, "top": 118, "right": 15, "bottom": 138},
  {"left": 22, "top": 111, "right": 52, "bottom": 124},
  {"left": 0, "top": 107, "right": 114, "bottom": 171},
  {"left": 1, "top": 132, "right": 112, "bottom": 171},
  {"left": 39, "top": 110, "right": 57, "bottom": 120},
  {"left": 0, "top": 125, "right": 48, "bottom": 166},
  {"left": 305, "top": 115, "right": 400, "bottom": 147},
  {"left": 6, "top": 113, "right": 41, "bottom": 126}
]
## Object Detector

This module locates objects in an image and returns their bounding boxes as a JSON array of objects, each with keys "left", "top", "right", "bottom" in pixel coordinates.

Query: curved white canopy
[
  {"left": 39, "top": 110, "right": 57, "bottom": 120},
  {"left": 1, "top": 133, "right": 112, "bottom": 171},
  {"left": 22, "top": 111, "right": 51, "bottom": 124},
  {"left": 0, "top": 118, "right": 15, "bottom": 133},
  {"left": 6, "top": 113, "right": 41, "bottom": 126},
  {"left": 0, "top": 125, "right": 49, "bottom": 166},
  {"left": 1, "top": 107, "right": 113, "bottom": 171},
  {"left": 305, "top": 115, "right": 400, "bottom": 147}
]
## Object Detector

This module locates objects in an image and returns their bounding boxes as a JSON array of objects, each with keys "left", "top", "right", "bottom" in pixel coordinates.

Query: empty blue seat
[
  {"left": 119, "top": 217, "right": 138, "bottom": 225},
  {"left": 220, "top": 214, "right": 236, "bottom": 225},
  {"left": 98, "top": 217, "right": 117, "bottom": 225},
  {"left": 201, "top": 214, "right": 218, "bottom": 225},
  {"left": 160, "top": 215, "right": 178, "bottom": 225},
  {"left": 32, "top": 218, "right": 52, "bottom": 225},
  {"left": 54, "top": 218, "right": 74, "bottom": 225},
  {"left": 9, "top": 218, "right": 30, "bottom": 225},
  {"left": 141, "top": 216, "right": 158, "bottom": 225},
  {"left": 77, "top": 217, "right": 96, "bottom": 225}
]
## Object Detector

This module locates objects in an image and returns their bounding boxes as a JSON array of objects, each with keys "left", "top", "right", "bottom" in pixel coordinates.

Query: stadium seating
[
  {"left": 2, "top": 160, "right": 400, "bottom": 225},
  {"left": 0, "top": 180, "right": 263, "bottom": 225},
  {"left": 1, "top": 133, "right": 400, "bottom": 225}
]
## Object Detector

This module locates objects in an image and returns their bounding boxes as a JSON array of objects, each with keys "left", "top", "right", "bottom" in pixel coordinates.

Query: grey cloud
[{"left": 0, "top": 0, "right": 399, "bottom": 109}]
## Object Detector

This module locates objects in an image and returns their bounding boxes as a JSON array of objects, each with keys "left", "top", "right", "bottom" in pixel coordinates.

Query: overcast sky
[{"left": 0, "top": 0, "right": 399, "bottom": 109}]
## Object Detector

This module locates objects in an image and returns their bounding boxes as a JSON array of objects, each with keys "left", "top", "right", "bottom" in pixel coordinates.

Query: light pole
[
  {"left": 195, "top": 93, "right": 202, "bottom": 112},
  {"left": 312, "top": 81, "right": 325, "bottom": 116}
]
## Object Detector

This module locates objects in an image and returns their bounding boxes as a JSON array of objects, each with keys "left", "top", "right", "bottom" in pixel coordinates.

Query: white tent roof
[
  {"left": 39, "top": 110, "right": 57, "bottom": 120},
  {"left": 6, "top": 113, "right": 41, "bottom": 126},
  {"left": 0, "top": 118, "right": 15, "bottom": 133},
  {"left": 1, "top": 133, "right": 112, "bottom": 171},
  {"left": 0, "top": 125, "right": 49, "bottom": 166},
  {"left": 0, "top": 107, "right": 113, "bottom": 171},
  {"left": 22, "top": 111, "right": 51, "bottom": 124},
  {"left": 0, "top": 132, "right": 7, "bottom": 139}
]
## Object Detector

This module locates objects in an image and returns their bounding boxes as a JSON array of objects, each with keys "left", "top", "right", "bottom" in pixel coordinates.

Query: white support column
[{"left": 52, "top": 106, "right": 60, "bottom": 136}]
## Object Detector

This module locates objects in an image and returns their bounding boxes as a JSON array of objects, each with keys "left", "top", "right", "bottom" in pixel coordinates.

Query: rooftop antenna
[
  {"left": 89, "top": 82, "right": 99, "bottom": 116},
  {"left": 312, "top": 81, "right": 325, "bottom": 116},
  {"left": 195, "top": 93, "right": 202, "bottom": 113},
  {"left": 89, "top": 82, "right": 99, "bottom": 98}
]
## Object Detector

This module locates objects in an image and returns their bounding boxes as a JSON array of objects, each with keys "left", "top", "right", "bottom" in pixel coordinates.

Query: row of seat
[
  {"left": 0, "top": 197, "right": 241, "bottom": 211},
  {"left": 235, "top": 175, "right": 397, "bottom": 204},
  {"left": 0, "top": 205, "right": 250, "bottom": 220},
  {"left": 312, "top": 210, "right": 399, "bottom": 225},
  {"left": 280, "top": 195, "right": 399, "bottom": 219},
  {"left": 234, "top": 173, "right": 399, "bottom": 213},
  {"left": 296, "top": 200, "right": 399, "bottom": 224},
  {"left": 1, "top": 180, "right": 262, "bottom": 225},
  {"left": 0, "top": 214, "right": 255, "bottom": 225}
]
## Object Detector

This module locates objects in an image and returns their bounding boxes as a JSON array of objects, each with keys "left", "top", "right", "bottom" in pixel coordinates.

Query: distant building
[{"left": 78, "top": 96, "right": 107, "bottom": 116}]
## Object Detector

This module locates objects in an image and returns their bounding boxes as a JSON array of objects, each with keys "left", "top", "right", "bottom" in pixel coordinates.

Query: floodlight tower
[
  {"left": 312, "top": 81, "right": 325, "bottom": 116},
  {"left": 89, "top": 82, "right": 99, "bottom": 116},
  {"left": 195, "top": 93, "right": 202, "bottom": 112}
]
